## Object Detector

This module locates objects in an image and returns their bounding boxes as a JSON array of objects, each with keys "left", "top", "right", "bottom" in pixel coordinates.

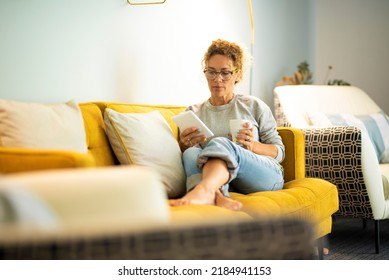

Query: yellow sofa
[{"left": 0, "top": 101, "right": 339, "bottom": 241}]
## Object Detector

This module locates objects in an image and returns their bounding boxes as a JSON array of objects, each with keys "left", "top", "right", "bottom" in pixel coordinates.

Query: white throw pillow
[
  {"left": 0, "top": 99, "right": 87, "bottom": 153},
  {"left": 104, "top": 109, "right": 186, "bottom": 198},
  {"left": 307, "top": 111, "right": 389, "bottom": 163}
]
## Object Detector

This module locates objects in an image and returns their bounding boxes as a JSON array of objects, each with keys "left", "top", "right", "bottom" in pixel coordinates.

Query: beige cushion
[
  {"left": 104, "top": 109, "right": 186, "bottom": 198},
  {"left": 0, "top": 166, "right": 170, "bottom": 239},
  {"left": 0, "top": 99, "right": 87, "bottom": 153}
]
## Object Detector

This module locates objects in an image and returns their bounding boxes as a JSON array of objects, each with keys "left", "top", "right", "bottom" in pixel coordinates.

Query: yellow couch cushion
[
  {"left": 0, "top": 147, "right": 95, "bottom": 173},
  {"left": 79, "top": 103, "right": 117, "bottom": 166},
  {"left": 169, "top": 204, "right": 252, "bottom": 224},
  {"left": 230, "top": 178, "right": 339, "bottom": 237}
]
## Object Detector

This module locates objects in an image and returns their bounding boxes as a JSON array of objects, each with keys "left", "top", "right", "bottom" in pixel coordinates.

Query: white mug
[{"left": 229, "top": 119, "right": 252, "bottom": 143}]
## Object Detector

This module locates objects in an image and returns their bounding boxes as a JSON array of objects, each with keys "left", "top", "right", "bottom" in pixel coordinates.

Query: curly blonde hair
[{"left": 202, "top": 39, "right": 245, "bottom": 83}]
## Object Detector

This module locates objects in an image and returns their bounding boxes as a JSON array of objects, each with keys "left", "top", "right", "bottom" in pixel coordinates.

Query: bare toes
[
  {"left": 215, "top": 191, "right": 242, "bottom": 211},
  {"left": 168, "top": 199, "right": 189, "bottom": 207}
]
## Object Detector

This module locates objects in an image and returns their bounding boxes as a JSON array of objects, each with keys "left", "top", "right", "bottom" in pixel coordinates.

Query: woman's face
[{"left": 205, "top": 54, "right": 237, "bottom": 100}]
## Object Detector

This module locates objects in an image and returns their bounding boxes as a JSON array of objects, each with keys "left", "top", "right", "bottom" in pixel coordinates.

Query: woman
[{"left": 169, "top": 39, "right": 285, "bottom": 211}]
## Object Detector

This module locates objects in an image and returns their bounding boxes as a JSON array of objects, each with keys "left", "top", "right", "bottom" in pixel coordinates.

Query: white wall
[
  {"left": 111, "top": 0, "right": 252, "bottom": 105},
  {"left": 0, "top": 1, "right": 116, "bottom": 103},
  {"left": 0, "top": 0, "right": 311, "bottom": 108},
  {"left": 314, "top": 0, "right": 389, "bottom": 113},
  {"left": 0, "top": 0, "right": 251, "bottom": 105},
  {"left": 1, "top": 1, "right": 387, "bottom": 112},
  {"left": 251, "top": 0, "right": 312, "bottom": 107}
]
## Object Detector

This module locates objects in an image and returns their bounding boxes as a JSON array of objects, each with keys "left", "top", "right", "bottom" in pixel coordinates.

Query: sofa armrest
[
  {"left": 277, "top": 127, "right": 306, "bottom": 182},
  {"left": 302, "top": 126, "right": 377, "bottom": 219},
  {"left": 0, "top": 147, "right": 95, "bottom": 174}
]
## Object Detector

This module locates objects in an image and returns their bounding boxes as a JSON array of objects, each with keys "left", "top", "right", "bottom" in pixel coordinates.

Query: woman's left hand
[{"left": 236, "top": 122, "right": 255, "bottom": 151}]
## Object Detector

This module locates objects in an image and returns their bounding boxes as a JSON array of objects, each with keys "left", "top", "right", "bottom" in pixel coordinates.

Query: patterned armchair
[{"left": 274, "top": 85, "right": 389, "bottom": 254}]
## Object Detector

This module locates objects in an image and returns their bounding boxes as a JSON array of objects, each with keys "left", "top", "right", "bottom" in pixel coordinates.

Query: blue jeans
[{"left": 182, "top": 137, "right": 284, "bottom": 196}]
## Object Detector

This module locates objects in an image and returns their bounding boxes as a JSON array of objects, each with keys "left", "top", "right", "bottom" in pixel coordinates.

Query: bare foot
[
  {"left": 169, "top": 184, "right": 215, "bottom": 207},
  {"left": 215, "top": 190, "right": 242, "bottom": 211},
  {"left": 168, "top": 186, "right": 242, "bottom": 211}
]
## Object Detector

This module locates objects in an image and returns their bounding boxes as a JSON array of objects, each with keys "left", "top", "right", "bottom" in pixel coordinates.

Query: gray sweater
[{"left": 187, "top": 94, "right": 285, "bottom": 163}]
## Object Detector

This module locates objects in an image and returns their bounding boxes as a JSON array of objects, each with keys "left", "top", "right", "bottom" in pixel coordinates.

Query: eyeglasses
[{"left": 203, "top": 69, "right": 237, "bottom": 81}]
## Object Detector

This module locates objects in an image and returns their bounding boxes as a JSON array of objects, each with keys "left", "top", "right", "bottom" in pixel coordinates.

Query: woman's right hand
[{"left": 179, "top": 127, "right": 207, "bottom": 150}]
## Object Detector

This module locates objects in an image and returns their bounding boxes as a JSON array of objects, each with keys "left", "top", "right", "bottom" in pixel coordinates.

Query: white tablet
[{"left": 172, "top": 111, "right": 214, "bottom": 138}]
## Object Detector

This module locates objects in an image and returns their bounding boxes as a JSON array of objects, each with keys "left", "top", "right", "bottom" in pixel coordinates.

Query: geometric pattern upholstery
[
  {"left": 0, "top": 218, "right": 314, "bottom": 260},
  {"left": 275, "top": 95, "right": 373, "bottom": 219},
  {"left": 274, "top": 94, "right": 291, "bottom": 127},
  {"left": 303, "top": 126, "right": 373, "bottom": 219}
]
